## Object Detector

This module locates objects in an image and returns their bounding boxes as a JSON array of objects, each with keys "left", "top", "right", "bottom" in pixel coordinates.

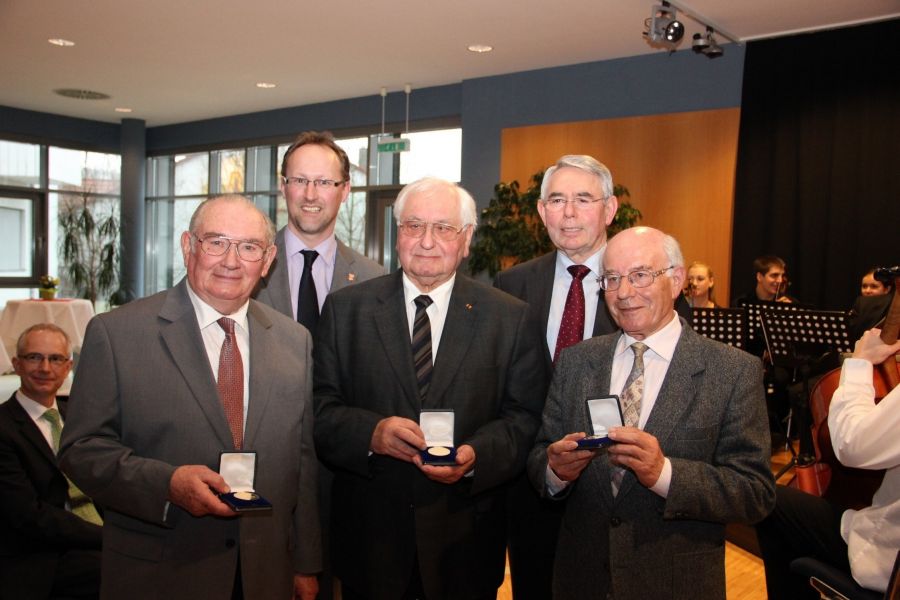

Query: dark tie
[
  {"left": 612, "top": 341, "right": 648, "bottom": 495},
  {"left": 553, "top": 265, "right": 592, "bottom": 363},
  {"left": 41, "top": 408, "right": 103, "bottom": 525},
  {"left": 217, "top": 317, "right": 244, "bottom": 449},
  {"left": 412, "top": 295, "right": 434, "bottom": 400},
  {"left": 297, "top": 249, "right": 320, "bottom": 337}
]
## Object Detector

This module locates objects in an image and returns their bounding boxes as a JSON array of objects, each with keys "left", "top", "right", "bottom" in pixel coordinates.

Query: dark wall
[{"left": 0, "top": 105, "right": 120, "bottom": 152}]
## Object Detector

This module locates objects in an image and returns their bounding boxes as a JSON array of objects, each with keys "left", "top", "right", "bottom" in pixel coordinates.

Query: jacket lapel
[
  {"left": 330, "top": 240, "right": 355, "bottom": 292},
  {"left": 242, "top": 302, "right": 274, "bottom": 449},
  {"left": 260, "top": 229, "right": 293, "bottom": 317},
  {"left": 373, "top": 272, "right": 421, "bottom": 412},
  {"left": 158, "top": 281, "right": 235, "bottom": 450},
  {"left": 5, "top": 396, "right": 57, "bottom": 465},
  {"left": 426, "top": 276, "right": 478, "bottom": 408}
]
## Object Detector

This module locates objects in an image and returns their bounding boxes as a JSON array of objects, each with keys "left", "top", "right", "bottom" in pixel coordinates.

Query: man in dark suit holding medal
[{"left": 314, "top": 177, "right": 547, "bottom": 599}]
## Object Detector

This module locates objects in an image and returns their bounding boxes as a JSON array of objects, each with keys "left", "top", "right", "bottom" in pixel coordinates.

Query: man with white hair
[
  {"left": 314, "top": 177, "right": 547, "bottom": 600},
  {"left": 528, "top": 226, "right": 774, "bottom": 600}
]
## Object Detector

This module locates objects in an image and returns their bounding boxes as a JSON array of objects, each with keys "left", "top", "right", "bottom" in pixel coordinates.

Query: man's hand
[
  {"left": 371, "top": 417, "right": 426, "bottom": 462},
  {"left": 547, "top": 433, "right": 595, "bottom": 482},
  {"left": 415, "top": 444, "right": 476, "bottom": 484},
  {"left": 168, "top": 465, "right": 236, "bottom": 518},
  {"left": 292, "top": 574, "right": 318, "bottom": 600},
  {"left": 853, "top": 328, "right": 900, "bottom": 365},
  {"left": 607, "top": 427, "right": 665, "bottom": 488}
]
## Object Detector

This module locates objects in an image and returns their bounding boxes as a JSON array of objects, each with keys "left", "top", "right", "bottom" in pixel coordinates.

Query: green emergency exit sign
[{"left": 377, "top": 138, "right": 410, "bottom": 153}]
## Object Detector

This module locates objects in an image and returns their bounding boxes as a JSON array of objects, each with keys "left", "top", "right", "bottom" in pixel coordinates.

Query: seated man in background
[
  {"left": 733, "top": 255, "right": 796, "bottom": 306},
  {"left": 0, "top": 323, "right": 102, "bottom": 600},
  {"left": 757, "top": 328, "right": 900, "bottom": 598}
]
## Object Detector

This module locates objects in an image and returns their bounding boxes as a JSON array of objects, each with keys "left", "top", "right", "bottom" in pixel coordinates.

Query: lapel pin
[
  {"left": 347, "top": 273, "right": 356, "bottom": 282},
  {"left": 465, "top": 303, "right": 473, "bottom": 310}
]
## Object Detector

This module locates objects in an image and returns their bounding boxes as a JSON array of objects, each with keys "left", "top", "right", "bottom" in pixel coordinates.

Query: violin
[{"left": 803, "top": 266, "right": 900, "bottom": 509}]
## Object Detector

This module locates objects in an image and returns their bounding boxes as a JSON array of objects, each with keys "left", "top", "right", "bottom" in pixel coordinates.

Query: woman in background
[{"left": 685, "top": 261, "right": 718, "bottom": 308}]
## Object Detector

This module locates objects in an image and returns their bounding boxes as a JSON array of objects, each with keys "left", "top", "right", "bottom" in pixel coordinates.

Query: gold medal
[{"left": 427, "top": 446, "right": 451, "bottom": 457}]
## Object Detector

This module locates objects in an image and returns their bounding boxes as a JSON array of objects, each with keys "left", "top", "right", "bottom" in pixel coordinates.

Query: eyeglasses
[
  {"left": 282, "top": 176, "right": 346, "bottom": 189},
  {"left": 398, "top": 220, "right": 469, "bottom": 242},
  {"left": 599, "top": 266, "right": 674, "bottom": 291},
  {"left": 17, "top": 353, "right": 70, "bottom": 366},
  {"left": 542, "top": 195, "right": 607, "bottom": 211},
  {"left": 192, "top": 234, "right": 269, "bottom": 262}
]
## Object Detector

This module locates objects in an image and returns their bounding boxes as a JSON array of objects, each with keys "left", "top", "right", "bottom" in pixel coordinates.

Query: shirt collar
[
  {"left": 615, "top": 312, "right": 682, "bottom": 361},
  {"left": 401, "top": 272, "right": 456, "bottom": 307},
  {"left": 556, "top": 246, "right": 605, "bottom": 276},
  {"left": 16, "top": 390, "right": 58, "bottom": 420},
  {"left": 284, "top": 228, "right": 337, "bottom": 268},
  {"left": 185, "top": 281, "right": 250, "bottom": 332}
]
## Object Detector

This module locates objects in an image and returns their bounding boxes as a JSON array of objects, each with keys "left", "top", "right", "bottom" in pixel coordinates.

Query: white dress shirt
[
  {"left": 186, "top": 283, "right": 251, "bottom": 428},
  {"left": 402, "top": 273, "right": 455, "bottom": 357},
  {"left": 547, "top": 312, "right": 681, "bottom": 497},
  {"left": 830, "top": 357, "right": 900, "bottom": 592},
  {"left": 285, "top": 228, "right": 337, "bottom": 319},
  {"left": 16, "top": 391, "right": 60, "bottom": 452},
  {"left": 546, "top": 248, "right": 604, "bottom": 358}
]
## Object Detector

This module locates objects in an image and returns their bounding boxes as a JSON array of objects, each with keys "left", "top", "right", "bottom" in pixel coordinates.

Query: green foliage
[
  {"left": 468, "top": 171, "right": 642, "bottom": 277},
  {"left": 59, "top": 192, "right": 120, "bottom": 308}
]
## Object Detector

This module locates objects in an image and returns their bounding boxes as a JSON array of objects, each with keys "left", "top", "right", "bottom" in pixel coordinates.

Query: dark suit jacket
[
  {"left": 0, "top": 396, "right": 101, "bottom": 600},
  {"left": 58, "top": 279, "right": 321, "bottom": 600},
  {"left": 527, "top": 322, "right": 775, "bottom": 600},
  {"left": 254, "top": 228, "right": 385, "bottom": 318},
  {"left": 314, "top": 271, "right": 548, "bottom": 600}
]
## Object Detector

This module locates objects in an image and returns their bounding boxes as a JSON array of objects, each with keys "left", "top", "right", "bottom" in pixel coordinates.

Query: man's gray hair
[
  {"left": 16, "top": 323, "right": 72, "bottom": 357},
  {"left": 189, "top": 195, "right": 276, "bottom": 246},
  {"left": 393, "top": 177, "right": 478, "bottom": 230},
  {"left": 541, "top": 155, "right": 614, "bottom": 200},
  {"left": 662, "top": 233, "right": 685, "bottom": 270}
]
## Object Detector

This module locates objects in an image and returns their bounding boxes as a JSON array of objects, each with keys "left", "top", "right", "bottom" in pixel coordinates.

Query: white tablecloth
[{"left": 0, "top": 299, "right": 95, "bottom": 367}]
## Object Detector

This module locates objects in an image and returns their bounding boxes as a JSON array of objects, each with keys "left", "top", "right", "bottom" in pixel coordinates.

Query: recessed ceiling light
[
  {"left": 256, "top": 82, "right": 277, "bottom": 89},
  {"left": 48, "top": 38, "right": 75, "bottom": 47},
  {"left": 115, "top": 107, "right": 133, "bottom": 113},
  {"left": 467, "top": 44, "right": 493, "bottom": 53}
]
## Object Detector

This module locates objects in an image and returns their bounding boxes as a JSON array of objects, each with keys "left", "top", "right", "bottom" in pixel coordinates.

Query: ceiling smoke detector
[{"left": 54, "top": 88, "right": 111, "bottom": 100}]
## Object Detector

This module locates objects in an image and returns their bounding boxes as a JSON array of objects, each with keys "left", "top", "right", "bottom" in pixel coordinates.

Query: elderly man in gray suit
[
  {"left": 528, "top": 226, "right": 775, "bottom": 600},
  {"left": 254, "top": 130, "right": 384, "bottom": 337},
  {"left": 60, "top": 195, "right": 321, "bottom": 600}
]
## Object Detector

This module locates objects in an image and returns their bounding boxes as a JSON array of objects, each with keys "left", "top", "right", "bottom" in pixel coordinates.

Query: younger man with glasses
[
  {"left": 527, "top": 226, "right": 774, "bottom": 600},
  {"left": 255, "top": 130, "right": 384, "bottom": 339},
  {"left": 0, "top": 323, "right": 102, "bottom": 599},
  {"left": 314, "top": 177, "right": 547, "bottom": 599}
]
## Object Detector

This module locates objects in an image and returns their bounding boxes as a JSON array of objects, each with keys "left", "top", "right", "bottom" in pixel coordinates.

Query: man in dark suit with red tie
[
  {"left": 0, "top": 324, "right": 102, "bottom": 600},
  {"left": 494, "top": 154, "right": 619, "bottom": 599}
]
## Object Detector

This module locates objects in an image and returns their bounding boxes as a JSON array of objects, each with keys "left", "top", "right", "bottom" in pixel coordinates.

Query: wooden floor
[{"left": 497, "top": 444, "right": 796, "bottom": 600}]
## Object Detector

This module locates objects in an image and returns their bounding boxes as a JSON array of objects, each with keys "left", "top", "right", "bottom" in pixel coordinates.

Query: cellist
[{"left": 756, "top": 327, "right": 900, "bottom": 598}]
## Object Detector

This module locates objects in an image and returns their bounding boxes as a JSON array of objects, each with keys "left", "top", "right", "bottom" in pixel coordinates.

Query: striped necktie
[{"left": 412, "top": 295, "right": 434, "bottom": 400}]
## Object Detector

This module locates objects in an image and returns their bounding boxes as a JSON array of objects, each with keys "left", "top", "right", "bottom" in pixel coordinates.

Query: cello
[{"left": 802, "top": 266, "right": 900, "bottom": 509}]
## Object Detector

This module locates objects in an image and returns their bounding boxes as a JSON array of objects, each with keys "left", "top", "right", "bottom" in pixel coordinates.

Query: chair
[{"left": 791, "top": 550, "right": 900, "bottom": 600}]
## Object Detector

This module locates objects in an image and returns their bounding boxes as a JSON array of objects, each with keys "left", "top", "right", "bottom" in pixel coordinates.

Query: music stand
[
  {"left": 691, "top": 307, "right": 748, "bottom": 350},
  {"left": 760, "top": 308, "right": 853, "bottom": 476},
  {"left": 737, "top": 299, "right": 808, "bottom": 355}
]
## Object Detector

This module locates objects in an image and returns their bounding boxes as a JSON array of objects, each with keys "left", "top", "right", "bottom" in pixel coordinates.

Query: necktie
[
  {"left": 297, "top": 249, "right": 320, "bottom": 337},
  {"left": 412, "top": 295, "right": 434, "bottom": 400},
  {"left": 217, "top": 317, "right": 244, "bottom": 449},
  {"left": 41, "top": 408, "right": 103, "bottom": 526},
  {"left": 553, "top": 265, "right": 592, "bottom": 363},
  {"left": 612, "top": 342, "right": 648, "bottom": 495}
]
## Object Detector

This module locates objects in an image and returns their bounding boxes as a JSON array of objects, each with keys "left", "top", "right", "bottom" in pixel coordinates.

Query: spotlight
[
  {"left": 644, "top": 2, "right": 685, "bottom": 48},
  {"left": 693, "top": 26, "right": 724, "bottom": 58}
]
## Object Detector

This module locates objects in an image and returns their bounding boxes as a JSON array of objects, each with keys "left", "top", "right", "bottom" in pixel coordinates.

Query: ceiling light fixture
[
  {"left": 467, "top": 44, "right": 493, "bottom": 54},
  {"left": 256, "top": 82, "right": 276, "bottom": 89},
  {"left": 643, "top": 2, "right": 684, "bottom": 48},
  {"left": 48, "top": 38, "right": 75, "bottom": 47},
  {"left": 692, "top": 26, "right": 723, "bottom": 58},
  {"left": 115, "top": 107, "right": 133, "bottom": 113},
  {"left": 54, "top": 89, "right": 110, "bottom": 101}
]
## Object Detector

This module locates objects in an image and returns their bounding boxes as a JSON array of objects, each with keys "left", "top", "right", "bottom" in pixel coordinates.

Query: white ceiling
[{"left": 1, "top": 0, "right": 897, "bottom": 127}]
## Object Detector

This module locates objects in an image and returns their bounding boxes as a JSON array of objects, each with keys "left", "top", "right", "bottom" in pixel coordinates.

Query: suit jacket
[
  {"left": 495, "top": 252, "right": 692, "bottom": 368},
  {"left": 527, "top": 322, "right": 775, "bottom": 600},
  {"left": 314, "top": 271, "right": 548, "bottom": 600},
  {"left": 0, "top": 397, "right": 101, "bottom": 600},
  {"left": 254, "top": 228, "right": 385, "bottom": 318},
  {"left": 58, "top": 279, "right": 321, "bottom": 600}
]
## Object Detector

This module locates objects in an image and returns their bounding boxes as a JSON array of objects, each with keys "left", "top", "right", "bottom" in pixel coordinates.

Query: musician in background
[
  {"left": 861, "top": 268, "right": 892, "bottom": 297},
  {"left": 684, "top": 261, "right": 718, "bottom": 308},
  {"left": 732, "top": 255, "right": 796, "bottom": 306},
  {"left": 757, "top": 328, "right": 900, "bottom": 599}
]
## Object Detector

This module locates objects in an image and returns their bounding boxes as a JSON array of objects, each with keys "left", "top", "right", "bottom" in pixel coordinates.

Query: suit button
[
  {"left": 225, "top": 539, "right": 236, "bottom": 548},
  {"left": 610, "top": 516, "right": 621, "bottom": 527}
]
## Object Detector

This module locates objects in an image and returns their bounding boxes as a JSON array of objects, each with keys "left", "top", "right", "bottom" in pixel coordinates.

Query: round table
[{"left": 0, "top": 299, "right": 95, "bottom": 368}]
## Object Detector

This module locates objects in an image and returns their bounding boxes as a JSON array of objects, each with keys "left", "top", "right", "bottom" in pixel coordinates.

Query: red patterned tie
[
  {"left": 217, "top": 317, "right": 244, "bottom": 449},
  {"left": 553, "top": 265, "right": 592, "bottom": 363}
]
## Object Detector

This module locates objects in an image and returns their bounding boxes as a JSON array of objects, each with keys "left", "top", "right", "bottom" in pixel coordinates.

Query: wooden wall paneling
[{"left": 500, "top": 108, "right": 740, "bottom": 306}]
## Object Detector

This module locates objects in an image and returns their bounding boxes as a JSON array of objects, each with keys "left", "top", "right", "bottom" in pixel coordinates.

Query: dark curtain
[{"left": 730, "top": 19, "right": 900, "bottom": 310}]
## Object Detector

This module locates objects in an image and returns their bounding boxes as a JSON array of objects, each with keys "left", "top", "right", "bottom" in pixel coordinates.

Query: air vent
[{"left": 54, "top": 88, "right": 111, "bottom": 100}]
